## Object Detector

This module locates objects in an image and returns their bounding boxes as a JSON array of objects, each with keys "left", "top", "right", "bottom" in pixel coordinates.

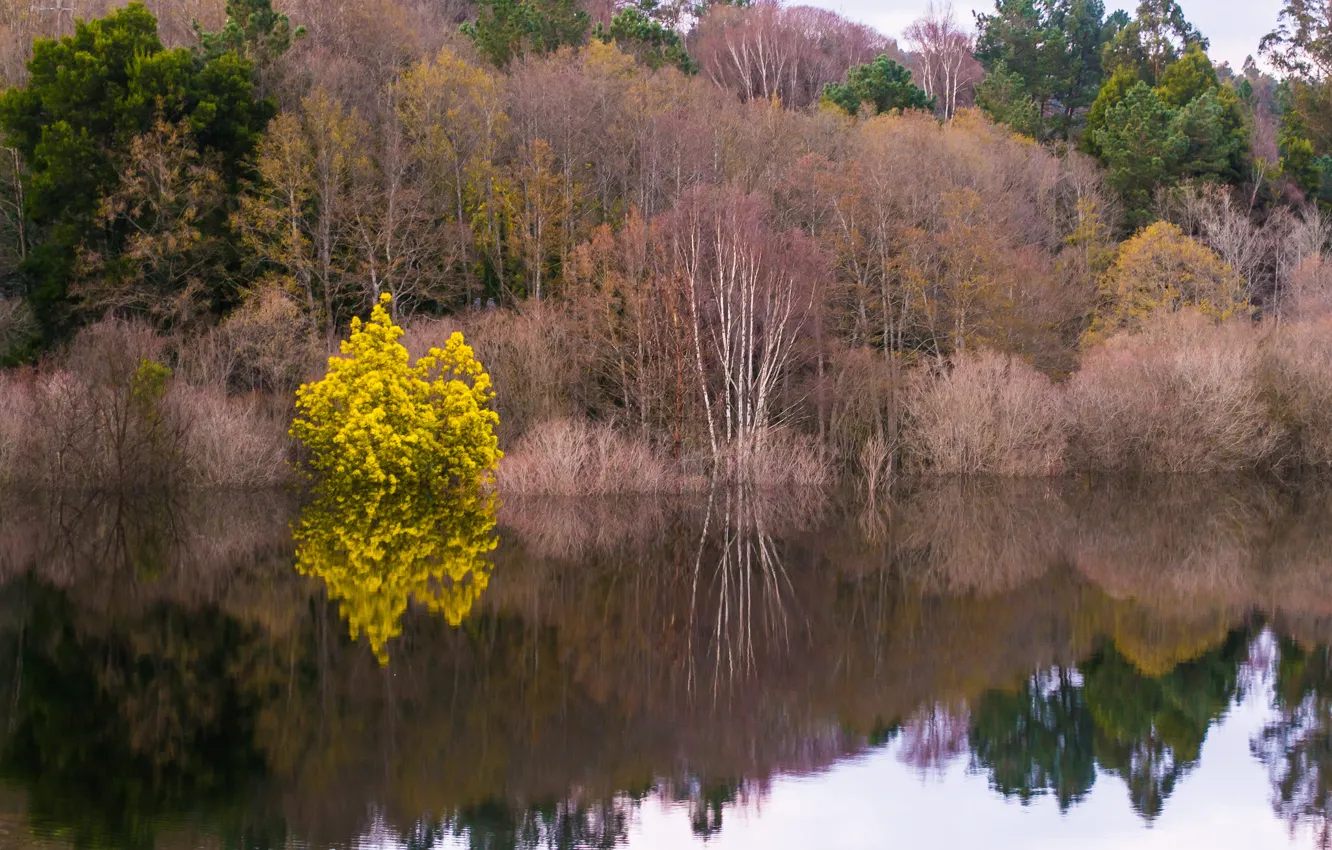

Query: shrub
[
  {"left": 0, "top": 369, "right": 33, "bottom": 485},
  {"left": 1262, "top": 316, "right": 1332, "bottom": 467},
  {"left": 450, "top": 306, "right": 586, "bottom": 444},
  {"left": 175, "top": 387, "right": 292, "bottom": 488},
  {"left": 500, "top": 417, "right": 691, "bottom": 496},
  {"left": 825, "top": 345, "right": 905, "bottom": 463},
  {"left": 24, "top": 319, "right": 186, "bottom": 488},
  {"left": 1069, "top": 312, "right": 1281, "bottom": 472},
  {"left": 175, "top": 287, "right": 322, "bottom": 394},
  {"left": 712, "top": 428, "right": 832, "bottom": 492},
  {"left": 5, "top": 317, "right": 298, "bottom": 490},
  {"left": 1283, "top": 255, "right": 1332, "bottom": 321},
  {"left": 904, "top": 350, "right": 1066, "bottom": 475}
]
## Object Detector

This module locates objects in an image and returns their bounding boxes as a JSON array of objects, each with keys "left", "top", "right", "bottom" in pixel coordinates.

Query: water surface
[{"left": 0, "top": 478, "right": 1330, "bottom": 849}]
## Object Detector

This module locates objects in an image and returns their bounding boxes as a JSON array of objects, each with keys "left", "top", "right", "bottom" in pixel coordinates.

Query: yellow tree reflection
[{"left": 295, "top": 485, "right": 499, "bottom": 663}]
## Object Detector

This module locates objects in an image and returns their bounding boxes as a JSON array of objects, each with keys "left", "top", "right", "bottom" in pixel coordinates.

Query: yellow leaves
[
  {"left": 1087, "top": 221, "right": 1250, "bottom": 344},
  {"left": 581, "top": 39, "right": 638, "bottom": 81}
]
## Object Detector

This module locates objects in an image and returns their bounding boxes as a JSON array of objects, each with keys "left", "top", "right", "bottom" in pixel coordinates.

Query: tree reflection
[
  {"left": 899, "top": 702, "right": 971, "bottom": 777},
  {"left": 8, "top": 480, "right": 1332, "bottom": 846},
  {"left": 969, "top": 668, "right": 1096, "bottom": 810},
  {"left": 441, "top": 797, "right": 632, "bottom": 850},
  {"left": 0, "top": 581, "right": 279, "bottom": 850},
  {"left": 687, "top": 487, "right": 798, "bottom": 699},
  {"left": 969, "top": 632, "right": 1247, "bottom": 820},
  {"left": 294, "top": 484, "right": 499, "bottom": 663},
  {"left": 1084, "top": 634, "right": 1246, "bottom": 820},
  {"left": 1253, "top": 639, "right": 1332, "bottom": 848}
]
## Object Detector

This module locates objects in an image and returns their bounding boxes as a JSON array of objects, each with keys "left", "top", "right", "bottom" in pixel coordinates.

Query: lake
[{"left": 0, "top": 476, "right": 1330, "bottom": 849}]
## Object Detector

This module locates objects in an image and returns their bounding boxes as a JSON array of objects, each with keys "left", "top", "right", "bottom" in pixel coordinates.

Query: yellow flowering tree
[
  {"left": 292, "top": 292, "right": 501, "bottom": 494},
  {"left": 291, "top": 293, "right": 502, "bottom": 662}
]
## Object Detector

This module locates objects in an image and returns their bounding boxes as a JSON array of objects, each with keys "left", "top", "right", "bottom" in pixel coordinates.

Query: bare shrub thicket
[
  {"left": 711, "top": 428, "right": 831, "bottom": 491},
  {"left": 0, "top": 367, "right": 30, "bottom": 484},
  {"left": 1262, "top": 316, "right": 1332, "bottom": 467},
  {"left": 825, "top": 346, "right": 905, "bottom": 466},
  {"left": 500, "top": 418, "right": 692, "bottom": 496},
  {"left": 904, "top": 350, "right": 1067, "bottom": 475},
  {"left": 176, "top": 288, "right": 323, "bottom": 394},
  {"left": 1069, "top": 312, "right": 1282, "bottom": 472},
  {"left": 4, "top": 319, "right": 292, "bottom": 489},
  {"left": 417, "top": 307, "right": 588, "bottom": 445},
  {"left": 174, "top": 387, "right": 292, "bottom": 488},
  {"left": 25, "top": 318, "right": 187, "bottom": 488},
  {"left": 1284, "top": 255, "right": 1332, "bottom": 320}
]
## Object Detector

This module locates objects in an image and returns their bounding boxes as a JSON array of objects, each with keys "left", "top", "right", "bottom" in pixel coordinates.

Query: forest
[{"left": 2, "top": 0, "right": 1332, "bottom": 490}]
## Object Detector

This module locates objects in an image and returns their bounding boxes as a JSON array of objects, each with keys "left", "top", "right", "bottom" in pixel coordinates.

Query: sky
[{"left": 805, "top": 0, "right": 1288, "bottom": 72}]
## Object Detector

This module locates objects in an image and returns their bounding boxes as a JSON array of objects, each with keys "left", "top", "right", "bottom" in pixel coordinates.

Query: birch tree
[
  {"left": 905, "top": 2, "right": 976, "bottom": 120},
  {"left": 664, "top": 186, "right": 820, "bottom": 460}
]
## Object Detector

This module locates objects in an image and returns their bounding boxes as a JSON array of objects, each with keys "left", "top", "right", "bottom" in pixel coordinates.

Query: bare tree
[
  {"left": 693, "top": 1, "right": 893, "bottom": 108},
  {"left": 351, "top": 85, "right": 456, "bottom": 319},
  {"left": 663, "top": 185, "right": 821, "bottom": 461},
  {"left": 904, "top": 2, "right": 976, "bottom": 120},
  {"left": 233, "top": 88, "right": 360, "bottom": 344}
]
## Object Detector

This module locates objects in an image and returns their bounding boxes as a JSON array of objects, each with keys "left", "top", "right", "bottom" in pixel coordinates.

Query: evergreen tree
[
  {"left": 0, "top": 3, "right": 273, "bottom": 336},
  {"left": 1102, "top": 0, "right": 1206, "bottom": 84},
  {"left": 594, "top": 0, "right": 696, "bottom": 74},
  {"left": 974, "top": 0, "right": 1115, "bottom": 139},
  {"left": 461, "top": 0, "right": 590, "bottom": 67},
  {"left": 1094, "top": 82, "right": 1186, "bottom": 226},
  {"left": 1279, "top": 105, "right": 1322, "bottom": 196},
  {"left": 1154, "top": 43, "right": 1218, "bottom": 108},
  {"left": 195, "top": 0, "right": 303, "bottom": 66},
  {"left": 821, "top": 55, "right": 934, "bottom": 117},
  {"left": 975, "top": 62, "right": 1042, "bottom": 137},
  {"left": 1171, "top": 87, "right": 1248, "bottom": 183},
  {"left": 1082, "top": 66, "right": 1139, "bottom": 156}
]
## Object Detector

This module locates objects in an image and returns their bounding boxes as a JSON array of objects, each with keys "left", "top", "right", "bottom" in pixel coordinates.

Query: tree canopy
[
  {"left": 195, "top": 0, "right": 304, "bottom": 65},
  {"left": 822, "top": 55, "right": 934, "bottom": 116},
  {"left": 594, "top": 0, "right": 697, "bottom": 74},
  {"left": 973, "top": 0, "right": 1121, "bottom": 139},
  {"left": 461, "top": 0, "right": 591, "bottom": 67},
  {"left": 0, "top": 2, "right": 273, "bottom": 336}
]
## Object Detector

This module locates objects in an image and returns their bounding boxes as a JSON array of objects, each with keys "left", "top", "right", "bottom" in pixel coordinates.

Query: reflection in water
[
  {"left": 1255, "top": 639, "right": 1332, "bottom": 848},
  {"left": 1, "top": 479, "right": 1332, "bottom": 847},
  {"left": 689, "top": 487, "right": 801, "bottom": 698},
  {"left": 968, "top": 668, "right": 1095, "bottom": 811},
  {"left": 293, "top": 484, "right": 499, "bottom": 662},
  {"left": 967, "top": 635, "right": 1247, "bottom": 820}
]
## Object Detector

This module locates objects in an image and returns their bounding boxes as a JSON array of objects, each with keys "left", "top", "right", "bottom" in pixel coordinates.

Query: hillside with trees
[{"left": 2, "top": 0, "right": 1332, "bottom": 491}]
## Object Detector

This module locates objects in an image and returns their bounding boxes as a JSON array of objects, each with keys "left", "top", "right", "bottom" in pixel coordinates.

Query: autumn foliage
[{"left": 4, "top": 1, "right": 1332, "bottom": 490}]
